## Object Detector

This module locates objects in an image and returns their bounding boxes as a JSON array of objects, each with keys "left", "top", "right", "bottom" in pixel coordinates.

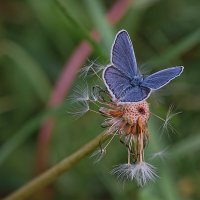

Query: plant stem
[{"left": 4, "top": 132, "right": 109, "bottom": 200}]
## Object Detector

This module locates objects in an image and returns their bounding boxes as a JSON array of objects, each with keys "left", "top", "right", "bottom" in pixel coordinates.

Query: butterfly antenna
[{"left": 92, "top": 85, "right": 112, "bottom": 104}]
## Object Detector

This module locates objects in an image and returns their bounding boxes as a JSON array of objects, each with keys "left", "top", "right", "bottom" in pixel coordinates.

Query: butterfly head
[{"left": 130, "top": 75, "right": 143, "bottom": 87}]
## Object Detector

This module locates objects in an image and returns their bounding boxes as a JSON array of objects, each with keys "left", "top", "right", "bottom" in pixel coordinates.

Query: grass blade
[{"left": 0, "top": 40, "right": 51, "bottom": 102}]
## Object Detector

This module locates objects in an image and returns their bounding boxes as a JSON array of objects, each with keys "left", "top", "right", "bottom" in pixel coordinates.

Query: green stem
[{"left": 3, "top": 132, "right": 109, "bottom": 200}]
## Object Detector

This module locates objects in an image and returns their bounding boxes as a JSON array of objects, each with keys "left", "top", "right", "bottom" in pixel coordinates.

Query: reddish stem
[{"left": 36, "top": 0, "right": 132, "bottom": 173}]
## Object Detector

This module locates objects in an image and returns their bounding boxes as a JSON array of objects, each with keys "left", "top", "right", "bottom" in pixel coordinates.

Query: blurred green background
[{"left": 0, "top": 0, "right": 200, "bottom": 199}]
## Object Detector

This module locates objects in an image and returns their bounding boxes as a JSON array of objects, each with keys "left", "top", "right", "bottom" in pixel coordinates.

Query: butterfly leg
[{"left": 92, "top": 85, "right": 112, "bottom": 102}]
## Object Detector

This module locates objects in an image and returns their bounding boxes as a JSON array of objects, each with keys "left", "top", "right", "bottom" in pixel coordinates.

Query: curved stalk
[{"left": 4, "top": 132, "right": 109, "bottom": 200}]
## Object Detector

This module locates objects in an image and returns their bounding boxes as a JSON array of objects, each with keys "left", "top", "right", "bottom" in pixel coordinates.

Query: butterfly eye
[{"left": 137, "top": 107, "right": 145, "bottom": 115}]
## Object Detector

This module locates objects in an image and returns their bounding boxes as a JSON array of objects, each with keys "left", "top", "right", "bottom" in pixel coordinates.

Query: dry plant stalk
[{"left": 3, "top": 132, "right": 109, "bottom": 200}]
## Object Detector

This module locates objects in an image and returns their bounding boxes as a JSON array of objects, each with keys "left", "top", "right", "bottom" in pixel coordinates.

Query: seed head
[{"left": 122, "top": 101, "right": 150, "bottom": 126}]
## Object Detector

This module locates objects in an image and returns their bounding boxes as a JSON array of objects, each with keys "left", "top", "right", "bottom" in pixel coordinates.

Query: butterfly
[{"left": 103, "top": 30, "right": 184, "bottom": 104}]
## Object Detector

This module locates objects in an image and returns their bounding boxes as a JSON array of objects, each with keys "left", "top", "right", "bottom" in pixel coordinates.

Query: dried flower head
[
  {"left": 99, "top": 98, "right": 150, "bottom": 163},
  {"left": 69, "top": 81, "right": 157, "bottom": 186}
]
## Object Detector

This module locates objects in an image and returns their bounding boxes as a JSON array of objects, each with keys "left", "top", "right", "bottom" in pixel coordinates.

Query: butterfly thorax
[{"left": 130, "top": 76, "right": 143, "bottom": 87}]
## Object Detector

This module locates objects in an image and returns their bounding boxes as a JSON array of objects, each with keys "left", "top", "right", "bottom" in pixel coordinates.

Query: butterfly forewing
[
  {"left": 111, "top": 30, "right": 138, "bottom": 78},
  {"left": 141, "top": 66, "right": 184, "bottom": 90},
  {"left": 103, "top": 65, "right": 131, "bottom": 100}
]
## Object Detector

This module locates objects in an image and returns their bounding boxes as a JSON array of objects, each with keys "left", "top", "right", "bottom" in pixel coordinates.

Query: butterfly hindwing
[
  {"left": 111, "top": 30, "right": 138, "bottom": 78},
  {"left": 119, "top": 86, "right": 151, "bottom": 103},
  {"left": 141, "top": 66, "right": 184, "bottom": 90}
]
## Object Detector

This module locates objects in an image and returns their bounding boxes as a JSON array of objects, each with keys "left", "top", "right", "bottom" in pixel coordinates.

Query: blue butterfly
[{"left": 103, "top": 30, "right": 184, "bottom": 103}]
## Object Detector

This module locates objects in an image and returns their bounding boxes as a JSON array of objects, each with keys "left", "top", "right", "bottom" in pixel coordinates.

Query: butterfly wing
[
  {"left": 103, "top": 65, "right": 131, "bottom": 100},
  {"left": 119, "top": 86, "right": 151, "bottom": 103},
  {"left": 111, "top": 30, "right": 138, "bottom": 78},
  {"left": 141, "top": 66, "right": 184, "bottom": 90}
]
